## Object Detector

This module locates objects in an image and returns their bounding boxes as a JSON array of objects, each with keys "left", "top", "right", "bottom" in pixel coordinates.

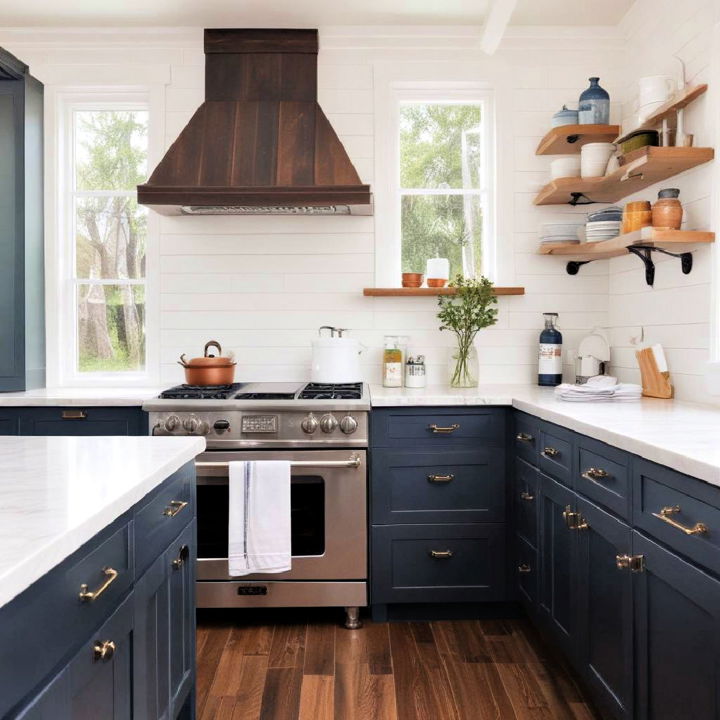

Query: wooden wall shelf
[
  {"left": 539, "top": 228, "right": 714, "bottom": 259},
  {"left": 535, "top": 124, "right": 620, "bottom": 155},
  {"left": 363, "top": 287, "right": 525, "bottom": 297},
  {"left": 533, "top": 146, "right": 714, "bottom": 206}
]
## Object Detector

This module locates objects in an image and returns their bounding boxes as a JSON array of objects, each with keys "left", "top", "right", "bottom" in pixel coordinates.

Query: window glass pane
[
  {"left": 400, "top": 104, "right": 482, "bottom": 189},
  {"left": 75, "top": 196, "right": 146, "bottom": 279},
  {"left": 74, "top": 110, "right": 148, "bottom": 191},
  {"left": 401, "top": 194, "right": 482, "bottom": 278},
  {"left": 77, "top": 284, "right": 145, "bottom": 373}
]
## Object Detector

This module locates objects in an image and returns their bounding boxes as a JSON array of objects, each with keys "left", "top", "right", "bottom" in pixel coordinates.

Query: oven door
[{"left": 195, "top": 449, "right": 367, "bottom": 581}]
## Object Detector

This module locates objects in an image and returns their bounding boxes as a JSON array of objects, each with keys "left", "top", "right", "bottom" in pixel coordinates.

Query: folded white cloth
[
  {"left": 228, "top": 460, "right": 291, "bottom": 576},
  {"left": 554, "top": 376, "right": 642, "bottom": 402}
]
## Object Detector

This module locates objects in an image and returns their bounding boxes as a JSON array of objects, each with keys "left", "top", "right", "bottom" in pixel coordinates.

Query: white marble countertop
[
  {"left": 0, "top": 387, "right": 162, "bottom": 406},
  {"left": 370, "top": 384, "right": 720, "bottom": 488},
  {"left": 0, "top": 435, "right": 205, "bottom": 610}
]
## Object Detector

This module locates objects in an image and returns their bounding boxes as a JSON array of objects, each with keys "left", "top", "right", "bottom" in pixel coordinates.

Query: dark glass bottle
[{"left": 538, "top": 313, "right": 562, "bottom": 386}]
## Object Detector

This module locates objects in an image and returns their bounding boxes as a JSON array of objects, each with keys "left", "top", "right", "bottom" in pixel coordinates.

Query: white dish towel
[{"left": 228, "top": 460, "right": 292, "bottom": 577}]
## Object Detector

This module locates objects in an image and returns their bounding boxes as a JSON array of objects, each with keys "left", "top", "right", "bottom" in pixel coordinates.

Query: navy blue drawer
[
  {"left": 514, "top": 458, "right": 539, "bottom": 547},
  {"left": 371, "top": 407, "right": 506, "bottom": 448},
  {"left": 633, "top": 459, "right": 720, "bottom": 575},
  {"left": 0, "top": 408, "right": 20, "bottom": 435},
  {"left": 371, "top": 448, "right": 505, "bottom": 524},
  {"left": 516, "top": 534, "right": 537, "bottom": 608},
  {"left": 0, "top": 518, "right": 132, "bottom": 718},
  {"left": 134, "top": 463, "right": 195, "bottom": 576},
  {"left": 18, "top": 406, "right": 147, "bottom": 436},
  {"left": 514, "top": 412, "right": 539, "bottom": 465},
  {"left": 576, "top": 436, "right": 631, "bottom": 520},
  {"left": 371, "top": 523, "right": 505, "bottom": 604},
  {"left": 538, "top": 421, "right": 574, "bottom": 486}
]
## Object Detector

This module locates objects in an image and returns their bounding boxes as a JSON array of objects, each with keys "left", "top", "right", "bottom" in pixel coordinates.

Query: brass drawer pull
[
  {"left": 542, "top": 446, "right": 560, "bottom": 458},
  {"left": 93, "top": 640, "right": 116, "bottom": 662},
  {"left": 427, "top": 474, "right": 454, "bottom": 484},
  {"left": 616, "top": 554, "right": 645, "bottom": 572},
  {"left": 582, "top": 467, "right": 610, "bottom": 485},
  {"left": 79, "top": 567, "right": 118, "bottom": 603},
  {"left": 62, "top": 409, "right": 87, "bottom": 420},
  {"left": 652, "top": 505, "right": 708, "bottom": 536},
  {"left": 516, "top": 432, "right": 534, "bottom": 443},
  {"left": 428, "top": 424, "right": 460, "bottom": 434},
  {"left": 520, "top": 491, "right": 534, "bottom": 502},
  {"left": 429, "top": 549, "right": 454, "bottom": 559},
  {"left": 163, "top": 500, "right": 189, "bottom": 518},
  {"left": 172, "top": 545, "right": 190, "bottom": 570},
  {"left": 518, "top": 563, "right": 532, "bottom": 574}
]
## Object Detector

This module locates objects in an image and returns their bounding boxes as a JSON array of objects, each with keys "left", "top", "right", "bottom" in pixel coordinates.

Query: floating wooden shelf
[
  {"left": 616, "top": 84, "right": 708, "bottom": 143},
  {"left": 533, "top": 146, "right": 714, "bottom": 206},
  {"left": 363, "top": 287, "right": 525, "bottom": 297},
  {"left": 535, "top": 124, "right": 621, "bottom": 155},
  {"left": 539, "top": 228, "right": 715, "bottom": 259}
]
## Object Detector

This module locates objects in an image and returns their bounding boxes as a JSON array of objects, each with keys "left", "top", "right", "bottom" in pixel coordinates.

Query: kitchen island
[{"left": 0, "top": 435, "right": 205, "bottom": 720}]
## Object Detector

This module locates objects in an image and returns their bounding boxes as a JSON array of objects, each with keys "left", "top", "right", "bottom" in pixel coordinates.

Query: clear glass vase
[{"left": 448, "top": 344, "right": 478, "bottom": 388}]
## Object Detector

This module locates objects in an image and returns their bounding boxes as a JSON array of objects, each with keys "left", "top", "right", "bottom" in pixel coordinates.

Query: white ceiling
[{"left": 0, "top": 0, "right": 634, "bottom": 28}]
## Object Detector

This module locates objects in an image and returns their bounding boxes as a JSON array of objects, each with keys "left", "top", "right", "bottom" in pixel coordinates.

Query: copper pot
[{"left": 178, "top": 340, "right": 236, "bottom": 386}]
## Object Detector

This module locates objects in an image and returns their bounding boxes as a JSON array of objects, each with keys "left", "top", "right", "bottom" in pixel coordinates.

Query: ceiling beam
[{"left": 479, "top": 0, "right": 518, "bottom": 54}]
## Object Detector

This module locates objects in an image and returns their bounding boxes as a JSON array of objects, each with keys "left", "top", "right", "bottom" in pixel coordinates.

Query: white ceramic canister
[
  {"left": 311, "top": 328, "right": 363, "bottom": 383},
  {"left": 404, "top": 354, "right": 427, "bottom": 388},
  {"left": 550, "top": 155, "right": 581, "bottom": 180},
  {"left": 638, "top": 75, "right": 675, "bottom": 105},
  {"left": 581, "top": 142, "right": 615, "bottom": 178}
]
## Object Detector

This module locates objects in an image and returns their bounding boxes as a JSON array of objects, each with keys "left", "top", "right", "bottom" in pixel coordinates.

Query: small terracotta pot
[
  {"left": 401, "top": 272, "right": 424, "bottom": 288},
  {"left": 652, "top": 189, "right": 683, "bottom": 230},
  {"left": 427, "top": 278, "right": 447, "bottom": 288}
]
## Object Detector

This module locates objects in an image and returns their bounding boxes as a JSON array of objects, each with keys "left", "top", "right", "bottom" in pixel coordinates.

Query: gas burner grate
[
  {"left": 159, "top": 383, "right": 244, "bottom": 400},
  {"left": 299, "top": 382, "right": 363, "bottom": 400}
]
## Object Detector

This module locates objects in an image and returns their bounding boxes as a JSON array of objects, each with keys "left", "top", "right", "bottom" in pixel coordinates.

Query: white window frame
[
  {"left": 47, "top": 86, "right": 163, "bottom": 388},
  {"left": 374, "top": 82, "right": 496, "bottom": 287}
]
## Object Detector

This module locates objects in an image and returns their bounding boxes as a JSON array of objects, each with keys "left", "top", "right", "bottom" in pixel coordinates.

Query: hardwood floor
[{"left": 196, "top": 611, "right": 603, "bottom": 720}]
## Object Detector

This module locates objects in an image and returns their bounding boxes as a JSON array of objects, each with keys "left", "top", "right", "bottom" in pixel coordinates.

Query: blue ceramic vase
[{"left": 578, "top": 77, "right": 609, "bottom": 125}]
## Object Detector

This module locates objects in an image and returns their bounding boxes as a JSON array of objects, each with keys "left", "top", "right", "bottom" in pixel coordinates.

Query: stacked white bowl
[
  {"left": 550, "top": 155, "right": 581, "bottom": 180},
  {"left": 580, "top": 143, "right": 615, "bottom": 178},
  {"left": 540, "top": 222, "right": 585, "bottom": 246}
]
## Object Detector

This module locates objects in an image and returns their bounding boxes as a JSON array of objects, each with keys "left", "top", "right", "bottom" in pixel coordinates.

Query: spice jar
[
  {"left": 382, "top": 336, "right": 407, "bottom": 387},
  {"left": 651, "top": 188, "right": 683, "bottom": 230},
  {"left": 404, "top": 355, "right": 427, "bottom": 388}
]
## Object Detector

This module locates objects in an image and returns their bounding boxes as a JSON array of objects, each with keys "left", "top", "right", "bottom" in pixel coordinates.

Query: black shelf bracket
[
  {"left": 565, "top": 244, "right": 693, "bottom": 287},
  {"left": 568, "top": 192, "right": 597, "bottom": 206}
]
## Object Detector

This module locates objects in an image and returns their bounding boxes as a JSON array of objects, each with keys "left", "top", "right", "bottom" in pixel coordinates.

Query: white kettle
[{"left": 311, "top": 326, "right": 363, "bottom": 383}]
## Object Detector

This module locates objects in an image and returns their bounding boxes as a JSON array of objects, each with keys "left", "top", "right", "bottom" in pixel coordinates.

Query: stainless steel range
[{"left": 143, "top": 382, "right": 368, "bottom": 628}]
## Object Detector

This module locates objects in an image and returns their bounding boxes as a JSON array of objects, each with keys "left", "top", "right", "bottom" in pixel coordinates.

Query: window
[
  {"left": 399, "top": 102, "right": 486, "bottom": 279},
  {"left": 59, "top": 99, "right": 150, "bottom": 381}
]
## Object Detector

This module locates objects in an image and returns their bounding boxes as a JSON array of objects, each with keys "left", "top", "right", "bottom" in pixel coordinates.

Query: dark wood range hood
[{"left": 137, "top": 29, "right": 372, "bottom": 215}]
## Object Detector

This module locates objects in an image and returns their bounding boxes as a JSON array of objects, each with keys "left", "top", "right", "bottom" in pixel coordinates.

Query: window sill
[{"left": 362, "top": 287, "right": 525, "bottom": 296}]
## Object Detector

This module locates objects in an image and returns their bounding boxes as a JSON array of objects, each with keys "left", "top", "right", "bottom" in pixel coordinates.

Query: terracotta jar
[{"left": 651, "top": 188, "right": 683, "bottom": 230}]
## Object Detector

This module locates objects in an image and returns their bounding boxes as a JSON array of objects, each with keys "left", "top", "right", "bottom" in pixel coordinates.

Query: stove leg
[{"left": 344, "top": 606, "right": 362, "bottom": 630}]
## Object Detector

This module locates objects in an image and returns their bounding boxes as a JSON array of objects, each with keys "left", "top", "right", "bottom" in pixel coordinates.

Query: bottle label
[
  {"left": 383, "top": 362, "right": 403, "bottom": 387},
  {"left": 539, "top": 343, "right": 562, "bottom": 375}
]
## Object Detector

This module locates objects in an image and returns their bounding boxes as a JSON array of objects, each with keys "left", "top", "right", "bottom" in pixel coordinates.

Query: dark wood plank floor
[{"left": 196, "top": 611, "right": 603, "bottom": 720}]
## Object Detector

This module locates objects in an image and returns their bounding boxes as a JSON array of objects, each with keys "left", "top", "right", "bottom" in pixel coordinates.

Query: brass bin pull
[
  {"left": 79, "top": 567, "right": 118, "bottom": 603},
  {"left": 518, "top": 563, "right": 532, "bottom": 574},
  {"left": 429, "top": 549, "right": 454, "bottom": 559},
  {"left": 542, "top": 446, "right": 560, "bottom": 458},
  {"left": 563, "top": 505, "right": 589, "bottom": 531},
  {"left": 520, "top": 491, "right": 534, "bottom": 502},
  {"left": 163, "top": 500, "right": 189, "bottom": 518},
  {"left": 616, "top": 554, "right": 645, "bottom": 572},
  {"left": 93, "top": 640, "right": 116, "bottom": 662},
  {"left": 62, "top": 409, "right": 87, "bottom": 420},
  {"left": 428, "top": 424, "right": 460, "bottom": 434},
  {"left": 172, "top": 545, "right": 190, "bottom": 570},
  {"left": 652, "top": 505, "right": 708, "bottom": 536},
  {"left": 582, "top": 468, "right": 610, "bottom": 485},
  {"left": 516, "top": 432, "right": 534, "bottom": 443},
  {"left": 427, "top": 474, "right": 454, "bottom": 484}
]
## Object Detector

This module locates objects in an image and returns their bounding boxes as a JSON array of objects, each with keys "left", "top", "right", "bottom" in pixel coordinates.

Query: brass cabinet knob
[
  {"left": 518, "top": 563, "right": 532, "bottom": 573},
  {"left": 516, "top": 432, "right": 534, "bottom": 443},
  {"left": 542, "top": 446, "right": 560, "bottom": 458},
  {"left": 520, "top": 491, "right": 534, "bottom": 501},
  {"left": 93, "top": 640, "right": 116, "bottom": 662},
  {"left": 582, "top": 467, "right": 610, "bottom": 485},
  {"left": 172, "top": 545, "right": 190, "bottom": 570}
]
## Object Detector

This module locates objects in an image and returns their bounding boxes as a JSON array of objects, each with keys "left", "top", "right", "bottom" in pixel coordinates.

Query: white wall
[
  {"left": 607, "top": 0, "right": 720, "bottom": 403},
  {"left": 2, "top": 26, "right": 625, "bottom": 387}
]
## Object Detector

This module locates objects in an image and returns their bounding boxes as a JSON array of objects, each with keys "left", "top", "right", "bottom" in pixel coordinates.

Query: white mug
[{"left": 638, "top": 75, "right": 675, "bottom": 105}]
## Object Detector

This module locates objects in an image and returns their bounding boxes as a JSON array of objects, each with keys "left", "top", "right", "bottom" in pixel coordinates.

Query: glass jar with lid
[{"left": 383, "top": 335, "right": 408, "bottom": 387}]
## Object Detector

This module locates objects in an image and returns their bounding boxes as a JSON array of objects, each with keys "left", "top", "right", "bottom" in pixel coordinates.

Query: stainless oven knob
[
  {"left": 182, "top": 416, "right": 199, "bottom": 433},
  {"left": 339, "top": 415, "right": 358, "bottom": 435},
  {"left": 301, "top": 413, "right": 319, "bottom": 434},
  {"left": 164, "top": 415, "right": 181, "bottom": 432},
  {"left": 196, "top": 420, "right": 210, "bottom": 435},
  {"left": 319, "top": 414, "right": 338, "bottom": 433}
]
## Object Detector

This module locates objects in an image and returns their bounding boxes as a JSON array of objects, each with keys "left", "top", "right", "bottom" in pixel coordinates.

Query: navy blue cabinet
[
  {"left": 18, "top": 407, "right": 147, "bottom": 436},
  {"left": 0, "top": 408, "right": 19, "bottom": 434}
]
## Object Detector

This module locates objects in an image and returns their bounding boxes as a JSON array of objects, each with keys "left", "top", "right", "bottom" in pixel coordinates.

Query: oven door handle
[{"left": 195, "top": 454, "right": 362, "bottom": 471}]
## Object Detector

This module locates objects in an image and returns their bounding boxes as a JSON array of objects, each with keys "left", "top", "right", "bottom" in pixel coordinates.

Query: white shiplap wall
[
  {"left": 2, "top": 27, "right": 625, "bottom": 386},
  {"left": 607, "top": 0, "right": 720, "bottom": 403}
]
